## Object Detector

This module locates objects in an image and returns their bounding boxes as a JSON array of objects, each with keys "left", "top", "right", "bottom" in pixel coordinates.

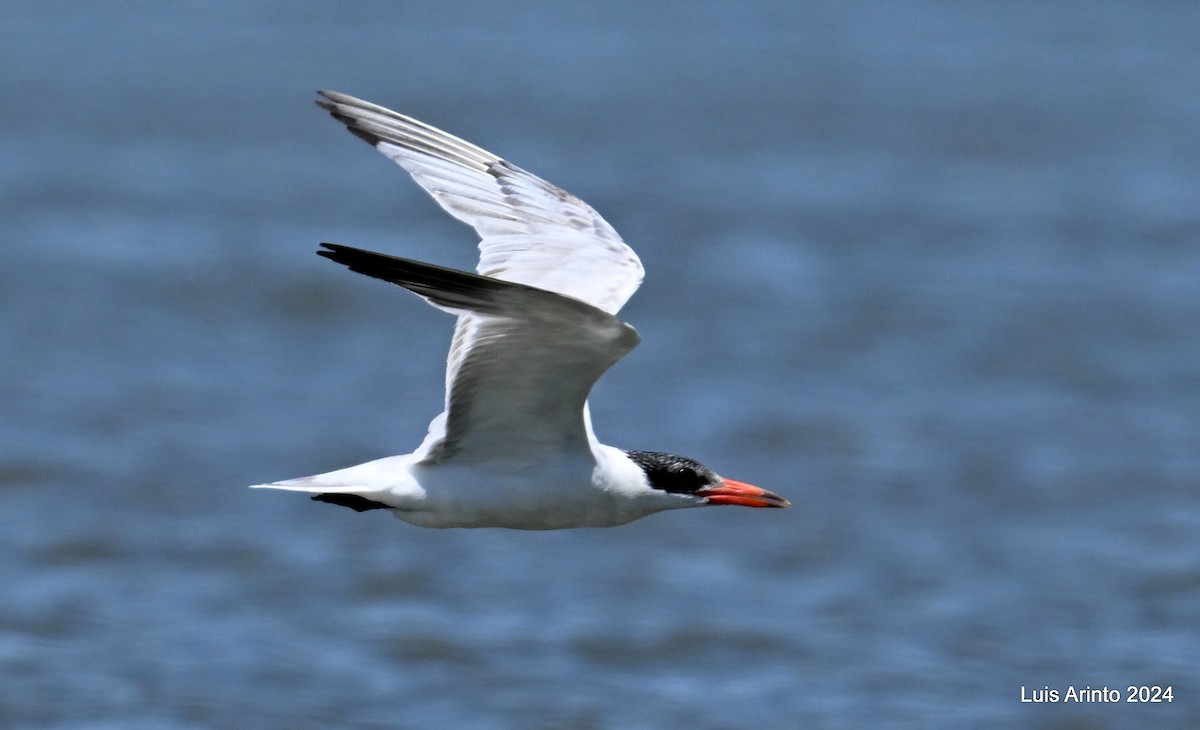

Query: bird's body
[
  {"left": 251, "top": 91, "right": 788, "bottom": 529},
  {"left": 265, "top": 444, "right": 688, "bottom": 529}
]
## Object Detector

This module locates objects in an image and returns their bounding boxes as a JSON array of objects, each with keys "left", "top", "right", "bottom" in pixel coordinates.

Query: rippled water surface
[{"left": 2, "top": 2, "right": 1198, "bottom": 727}]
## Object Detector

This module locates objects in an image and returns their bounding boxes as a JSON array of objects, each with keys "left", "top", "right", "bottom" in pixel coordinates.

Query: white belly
[{"left": 394, "top": 460, "right": 652, "bottom": 529}]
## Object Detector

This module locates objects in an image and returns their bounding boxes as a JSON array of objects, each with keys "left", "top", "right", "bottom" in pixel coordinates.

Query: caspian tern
[{"left": 251, "top": 90, "right": 789, "bottom": 529}]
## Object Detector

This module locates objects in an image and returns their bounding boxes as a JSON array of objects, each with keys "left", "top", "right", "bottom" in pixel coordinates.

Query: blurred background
[{"left": 2, "top": 1, "right": 1197, "bottom": 727}]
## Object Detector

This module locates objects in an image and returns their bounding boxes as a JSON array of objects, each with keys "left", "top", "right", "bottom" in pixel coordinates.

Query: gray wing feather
[
  {"left": 318, "top": 244, "right": 639, "bottom": 461},
  {"left": 316, "top": 90, "right": 644, "bottom": 316}
]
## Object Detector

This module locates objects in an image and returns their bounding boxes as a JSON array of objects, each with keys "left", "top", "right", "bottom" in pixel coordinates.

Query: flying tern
[{"left": 251, "top": 91, "right": 789, "bottom": 529}]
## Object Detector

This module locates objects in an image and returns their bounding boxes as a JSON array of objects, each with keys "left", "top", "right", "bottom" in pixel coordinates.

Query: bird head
[{"left": 623, "top": 450, "right": 790, "bottom": 509}]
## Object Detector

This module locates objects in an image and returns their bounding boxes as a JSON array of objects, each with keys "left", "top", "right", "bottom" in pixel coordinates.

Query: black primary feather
[{"left": 312, "top": 493, "right": 392, "bottom": 512}]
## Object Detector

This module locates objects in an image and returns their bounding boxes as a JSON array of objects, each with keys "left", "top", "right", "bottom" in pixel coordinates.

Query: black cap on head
[{"left": 623, "top": 450, "right": 719, "bottom": 495}]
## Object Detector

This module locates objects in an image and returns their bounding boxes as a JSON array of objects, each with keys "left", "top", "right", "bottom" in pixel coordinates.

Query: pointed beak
[{"left": 696, "top": 479, "right": 790, "bottom": 508}]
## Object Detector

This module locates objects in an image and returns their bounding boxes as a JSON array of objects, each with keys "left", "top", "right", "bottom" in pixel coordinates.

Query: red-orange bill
[{"left": 696, "top": 479, "right": 790, "bottom": 508}]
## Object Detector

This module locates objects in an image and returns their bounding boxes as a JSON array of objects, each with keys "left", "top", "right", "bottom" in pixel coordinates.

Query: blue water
[{"left": 2, "top": 2, "right": 1197, "bottom": 727}]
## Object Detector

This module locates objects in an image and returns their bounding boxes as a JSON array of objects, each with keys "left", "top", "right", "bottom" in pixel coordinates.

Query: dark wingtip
[
  {"left": 315, "top": 244, "right": 337, "bottom": 265},
  {"left": 315, "top": 89, "right": 347, "bottom": 107},
  {"left": 314, "top": 89, "right": 338, "bottom": 112},
  {"left": 315, "top": 243, "right": 391, "bottom": 284},
  {"left": 344, "top": 126, "right": 384, "bottom": 146},
  {"left": 317, "top": 242, "right": 365, "bottom": 262},
  {"left": 314, "top": 91, "right": 384, "bottom": 146},
  {"left": 316, "top": 243, "right": 377, "bottom": 272},
  {"left": 311, "top": 493, "right": 392, "bottom": 512}
]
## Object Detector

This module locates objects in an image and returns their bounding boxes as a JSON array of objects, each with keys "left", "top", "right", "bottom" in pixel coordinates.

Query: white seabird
[{"left": 251, "top": 91, "right": 789, "bottom": 529}]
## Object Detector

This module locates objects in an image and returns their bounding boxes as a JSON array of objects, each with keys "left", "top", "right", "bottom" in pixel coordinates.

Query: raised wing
[
  {"left": 316, "top": 90, "right": 644, "bottom": 315},
  {"left": 318, "top": 244, "right": 640, "bottom": 462}
]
